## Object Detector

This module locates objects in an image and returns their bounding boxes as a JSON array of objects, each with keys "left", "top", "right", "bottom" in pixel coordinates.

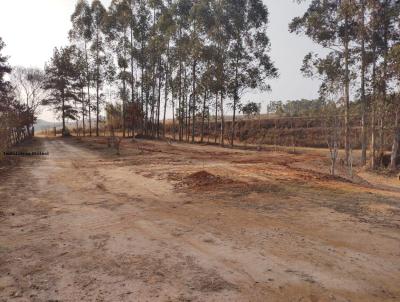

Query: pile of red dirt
[
  {"left": 183, "top": 170, "right": 235, "bottom": 188},
  {"left": 298, "top": 169, "right": 353, "bottom": 183}
]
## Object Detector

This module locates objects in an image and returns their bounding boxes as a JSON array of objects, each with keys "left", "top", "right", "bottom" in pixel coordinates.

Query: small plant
[
  {"left": 113, "top": 137, "right": 121, "bottom": 155},
  {"left": 108, "top": 126, "right": 121, "bottom": 155}
]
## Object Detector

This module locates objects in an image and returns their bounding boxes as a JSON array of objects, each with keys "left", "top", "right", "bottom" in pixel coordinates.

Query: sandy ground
[{"left": 0, "top": 137, "right": 399, "bottom": 302}]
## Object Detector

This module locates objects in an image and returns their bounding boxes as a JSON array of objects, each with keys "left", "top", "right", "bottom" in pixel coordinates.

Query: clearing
[{"left": 0, "top": 137, "right": 399, "bottom": 302}]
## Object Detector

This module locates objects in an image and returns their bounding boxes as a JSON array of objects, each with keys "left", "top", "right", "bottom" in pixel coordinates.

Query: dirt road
[{"left": 0, "top": 137, "right": 399, "bottom": 302}]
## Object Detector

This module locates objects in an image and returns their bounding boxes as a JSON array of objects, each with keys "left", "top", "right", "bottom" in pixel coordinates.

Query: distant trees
[{"left": 270, "top": 99, "right": 326, "bottom": 118}]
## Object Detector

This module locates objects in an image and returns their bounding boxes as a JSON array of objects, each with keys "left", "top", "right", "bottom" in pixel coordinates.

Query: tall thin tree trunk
[
  {"left": 130, "top": 25, "right": 135, "bottom": 137},
  {"left": 207, "top": 106, "right": 210, "bottom": 143},
  {"left": 192, "top": 60, "right": 197, "bottom": 143},
  {"left": 371, "top": 50, "right": 377, "bottom": 169},
  {"left": 122, "top": 69, "right": 127, "bottom": 138},
  {"left": 145, "top": 85, "right": 149, "bottom": 135},
  {"left": 95, "top": 30, "right": 100, "bottom": 137},
  {"left": 62, "top": 91, "right": 66, "bottom": 136},
  {"left": 390, "top": 106, "right": 400, "bottom": 170},
  {"left": 360, "top": 0, "right": 367, "bottom": 166},
  {"left": 81, "top": 88, "right": 86, "bottom": 137},
  {"left": 150, "top": 64, "right": 156, "bottom": 137},
  {"left": 344, "top": 21, "right": 350, "bottom": 165},
  {"left": 141, "top": 33, "right": 145, "bottom": 134},
  {"left": 378, "top": 2, "right": 389, "bottom": 166},
  {"left": 220, "top": 91, "right": 225, "bottom": 146},
  {"left": 85, "top": 41, "right": 92, "bottom": 137},
  {"left": 231, "top": 57, "right": 239, "bottom": 147},
  {"left": 96, "top": 70, "right": 100, "bottom": 136},
  {"left": 214, "top": 93, "right": 218, "bottom": 144},
  {"left": 157, "top": 57, "right": 162, "bottom": 138},
  {"left": 187, "top": 94, "right": 190, "bottom": 142},
  {"left": 172, "top": 97, "right": 176, "bottom": 140},
  {"left": 163, "top": 42, "right": 169, "bottom": 138},
  {"left": 178, "top": 57, "right": 183, "bottom": 142},
  {"left": 201, "top": 89, "right": 207, "bottom": 143}
]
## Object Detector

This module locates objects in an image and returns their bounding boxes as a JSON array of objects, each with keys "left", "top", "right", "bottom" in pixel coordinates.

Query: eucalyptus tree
[
  {"left": 124, "top": 0, "right": 143, "bottom": 135},
  {"left": 146, "top": 0, "right": 165, "bottom": 137},
  {"left": 370, "top": 0, "right": 399, "bottom": 167},
  {"left": 106, "top": 0, "right": 133, "bottom": 137},
  {"left": 365, "top": 0, "right": 400, "bottom": 168},
  {"left": 157, "top": 0, "right": 175, "bottom": 138},
  {"left": 90, "top": 0, "right": 108, "bottom": 136},
  {"left": 71, "top": 46, "right": 90, "bottom": 136},
  {"left": 290, "top": 0, "right": 358, "bottom": 164},
  {"left": 198, "top": 44, "right": 218, "bottom": 143},
  {"left": 224, "top": 0, "right": 278, "bottom": 147},
  {"left": 367, "top": 0, "right": 384, "bottom": 168},
  {"left": 133, "top": 0, "right": 151, "bottom": 133},
  {"left": 172, "top": 0, "right": 192, "bottom": 141},
  {"left": 207, "top": 0, "right": 230, "bottom": 145},
  {"left": 357, "top": 0, "right": 368, "bottom": 165},
  {"left": 186, "top": 0, "right": 205, "bottom": 143},
  {"left": 388, "top": 42, "right": 400, "bottom": 170},
  {"left": 70, "top": 0, "right": 93, "bottom": 135},
  {"left": 127, "top": 0, "right": 137, "bottom": 113}
]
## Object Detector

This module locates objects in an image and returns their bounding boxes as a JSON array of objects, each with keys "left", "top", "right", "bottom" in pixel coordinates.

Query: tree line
[
  {"left": 42, "top": 0, "right": 277, "bottom": 147},
  {"left": 290, "top": 0, "right": 400, "bottom": 170},
  {"left": 2, "top": 0, "right": 399, "bottom": 172}
]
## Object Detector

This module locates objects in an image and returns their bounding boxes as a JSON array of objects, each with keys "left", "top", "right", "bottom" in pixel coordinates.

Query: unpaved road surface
[{"left": 1, "top": 137, "right": 400, "bottom": 302}]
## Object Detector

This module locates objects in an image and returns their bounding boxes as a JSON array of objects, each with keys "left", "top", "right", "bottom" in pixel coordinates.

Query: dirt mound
[
  {"left": 184, "top": 170, "right": 234, "bottom": 188},
  {"left": 295, "top": 168, "right": 353, "bottom": 184},
  {"left": 189, "top": 270, "right": 237, "bottom": 292}
]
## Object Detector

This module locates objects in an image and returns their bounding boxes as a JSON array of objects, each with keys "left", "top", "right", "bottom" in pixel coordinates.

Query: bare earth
[{"left": 0, "top": 137, "right": 399, "bottom": 302}]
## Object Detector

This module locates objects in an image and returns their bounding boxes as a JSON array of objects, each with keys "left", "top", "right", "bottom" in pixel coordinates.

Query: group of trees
[
  {"left": 0, "top": 37, "right": 44, "bottom": 155},
  {"left": 268, "top": 99, "right": 326, "bottom": 118},
  {"left": 43, "top": 0, "right": 277, "bottom": 146},
  {"left": 4, "top": 0, "right": 396, "bottom": 171},
  {"left": 290, "top": 0, "right": 400, "bottom": 170}
]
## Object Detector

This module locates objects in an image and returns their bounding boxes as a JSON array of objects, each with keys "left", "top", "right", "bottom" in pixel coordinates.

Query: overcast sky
[{"left": 0, "top": 0, "right": 323, "bottom": 121}]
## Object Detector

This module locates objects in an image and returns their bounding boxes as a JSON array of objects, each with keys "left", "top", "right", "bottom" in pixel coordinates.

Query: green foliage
[
  {"left": 270, "top": 99, "right": 327, "bottom": 117},
  {"left": 241, "top": 102, "right": 260, "bottom": 117}
]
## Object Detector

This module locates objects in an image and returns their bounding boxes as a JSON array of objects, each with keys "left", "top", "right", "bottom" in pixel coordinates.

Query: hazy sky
[{"left": 0, "top": 0, "right": 323, "bottom": 121}]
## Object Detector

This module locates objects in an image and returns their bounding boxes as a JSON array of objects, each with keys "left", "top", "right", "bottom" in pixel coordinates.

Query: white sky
[{"left": 0, "top": 0, "right": 323, "bottom": 121}]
